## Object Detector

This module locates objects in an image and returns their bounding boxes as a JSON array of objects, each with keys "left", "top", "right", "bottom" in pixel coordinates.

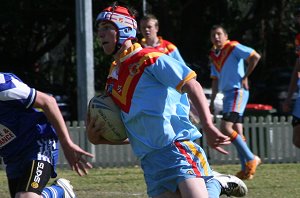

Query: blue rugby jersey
[
  {"left": 0, "top": 73, "right": 57, "bottom": 162},
  {"left": 209, "top": 40, "right": 256, "bottom": 92},
  {"left": 140, "top": 36, "right": 186, "bottom": 64},
  {"left": 105, "top": 43, "right": 201, "bottom": 159}
]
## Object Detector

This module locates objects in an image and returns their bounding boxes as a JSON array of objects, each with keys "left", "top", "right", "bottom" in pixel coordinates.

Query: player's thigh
[
  {"left": 9, "top": 160, "right": 52, "bottom": 197},
  {"left": 178, "top": 177, "right": 208, "bottom": 198},
  {"left": 16, "top": 191, "right": 41, "bottom": 198}
]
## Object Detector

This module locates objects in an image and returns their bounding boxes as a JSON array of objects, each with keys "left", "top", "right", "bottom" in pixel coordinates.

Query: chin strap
[
  {"left": 112, "top": 44, "right": 122, "bottom": 55},
  {"left": 111, "top": 37, "right": 138, "bottom": 55}
]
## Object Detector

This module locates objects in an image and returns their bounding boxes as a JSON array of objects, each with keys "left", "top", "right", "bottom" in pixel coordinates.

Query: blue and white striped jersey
[{"left": 0, "top": 73, "right": 57, "bottom": 162}]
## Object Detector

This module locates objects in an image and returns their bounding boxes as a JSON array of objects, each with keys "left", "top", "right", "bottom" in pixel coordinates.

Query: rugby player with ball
[{"left": 87, "top": 2, "right": 248, "bottom": 197}]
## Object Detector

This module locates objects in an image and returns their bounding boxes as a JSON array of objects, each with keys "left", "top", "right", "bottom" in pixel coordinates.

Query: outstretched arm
[{"left": 33, "top": 91, "right": 94, "bottom": 176}]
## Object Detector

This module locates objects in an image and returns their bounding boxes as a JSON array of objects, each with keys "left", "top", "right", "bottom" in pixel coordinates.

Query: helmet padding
[{"left": 96, "top": 6, "right": 137, "bottom": 46}]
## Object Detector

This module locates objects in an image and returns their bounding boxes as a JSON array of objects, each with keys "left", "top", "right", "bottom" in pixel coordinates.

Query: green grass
[{"left": 0, "top": 163, "right": 299, "bottom": 197}]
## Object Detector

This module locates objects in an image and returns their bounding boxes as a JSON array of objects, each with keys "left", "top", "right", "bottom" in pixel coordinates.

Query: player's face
[
  {"left": 97, "top": 22, "right": 117, "bottom": 55},
  {"left": 140, "top": 19, "right": 158, "bottom": 40},
  {"left": 210, "top": 28, "right": 228, "bottom": 49}
]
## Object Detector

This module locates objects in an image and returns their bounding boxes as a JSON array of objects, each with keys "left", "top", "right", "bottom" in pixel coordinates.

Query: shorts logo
[
  {"left": 34, "top": 162, "right": 44, "bottom": 184},
  {"left": 31, "top": 182, "right": 39, "bottom": 189}
]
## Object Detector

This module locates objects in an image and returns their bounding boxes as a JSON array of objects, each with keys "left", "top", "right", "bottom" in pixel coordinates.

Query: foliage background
[{"left": 1, "top": 0, "right": 300, "bottom": 119}]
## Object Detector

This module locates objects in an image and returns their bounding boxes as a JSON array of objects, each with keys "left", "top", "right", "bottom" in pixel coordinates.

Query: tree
[
  {"left": 1, "top": 0, "right": 300, "bottom": 119},
  {"left": 0, "top": 1, "right": 76, "bottom": 92}
]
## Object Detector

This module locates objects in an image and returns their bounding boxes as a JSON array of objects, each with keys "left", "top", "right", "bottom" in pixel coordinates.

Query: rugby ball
[{"left": 88, "top": 94, "right": 127, "bottom": 142}]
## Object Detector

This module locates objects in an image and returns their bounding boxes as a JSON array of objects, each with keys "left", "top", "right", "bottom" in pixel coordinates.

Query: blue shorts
[
  {"left": 5, "top": 138, "right": 59, "bottom": 179},
  {"left": 141, "top": 140, "right": 213, "bottom": 197},
  {"left": 223, "top": 88, "right": 249, "bottom": 116}
]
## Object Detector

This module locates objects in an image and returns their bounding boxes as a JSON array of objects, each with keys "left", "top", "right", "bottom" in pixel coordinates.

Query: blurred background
[{"left": 1, "top": 0, "right": 299, "bottom": 120}]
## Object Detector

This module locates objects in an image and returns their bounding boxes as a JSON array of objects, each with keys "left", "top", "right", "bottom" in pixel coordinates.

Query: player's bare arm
[
  {"left": 34, "top": 91, "right": 73, "bottom": 144},
  {"left": 34, "top": 91, "right": 94, "bottom": 176},
  {"left": 243, "top": 51, "right": 261, "bottom": 89},
  {"left": 210, "top": 78, "right": 219, "bottom": 113},
  {"left": 182, "top": 78, "right": 230, "bottom": 154}
]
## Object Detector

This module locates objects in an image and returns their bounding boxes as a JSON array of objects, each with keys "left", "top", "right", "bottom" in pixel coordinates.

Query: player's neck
[
  {"left": 147, "top": 36, "right": 160, "bottom": 47},
  {"left": 113, "top": 40, "right": 133, "bottom": 60}
]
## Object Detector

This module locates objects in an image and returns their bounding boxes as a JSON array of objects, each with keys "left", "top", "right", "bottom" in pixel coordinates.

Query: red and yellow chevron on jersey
[
  {"left": 105, "top": 43, "right": 164, "bottom": 113},
  {"left": 209, "top": 40, "right": 239, "bottom": 72},
  {"left": 140, "top": 36, "right": 176, "bottom": 55}
]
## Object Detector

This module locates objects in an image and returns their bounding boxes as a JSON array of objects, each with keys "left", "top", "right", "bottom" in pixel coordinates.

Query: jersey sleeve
[
  {"left": 146, "top": 54, "right": 196, "bottom": 92},
  {"left": 233, "top": 43, "right": 255, "bottom": 60},
  {"left": 169, "top": 48, "right": 186, "bottom": 65},
  {"left": 0, "top": 73, "right": 36, "bottom": 109}
]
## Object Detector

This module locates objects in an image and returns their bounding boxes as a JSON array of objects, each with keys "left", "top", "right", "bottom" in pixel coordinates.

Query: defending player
[
  {"left": 282, "top": 7, "right": 300, "bottom": 148},
  {"left": 209, "top": 25, "right": 261, "bottom": 180},
  {"left": 0, "top": 72, "right": 94, "bottom": 197},
  {"left": 87, "top": 2, "right": 248, "bottom": 197}
]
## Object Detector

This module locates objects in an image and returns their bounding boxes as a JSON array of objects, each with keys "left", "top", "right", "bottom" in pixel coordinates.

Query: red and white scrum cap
[{"left": 96, "top": 5, "right": 137, "bottom": 45}]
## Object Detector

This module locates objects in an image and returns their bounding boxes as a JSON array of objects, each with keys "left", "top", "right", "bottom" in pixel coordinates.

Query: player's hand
[
  {"left": 86, "top": 116, "right": 106, "bottom": 144},
  {"left": 60, "top": 141, "right": 94, "bottom": 176},
  {"left": 86, "top": 112, "right": 130, "bottom": 145},
  {"left": 202, "top": 124, "right": 230, "bottom": 155}
]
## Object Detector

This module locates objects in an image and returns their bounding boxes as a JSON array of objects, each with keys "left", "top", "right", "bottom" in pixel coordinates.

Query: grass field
[{"left": 0, "top": 163, "right": 299, "bottom": 197}]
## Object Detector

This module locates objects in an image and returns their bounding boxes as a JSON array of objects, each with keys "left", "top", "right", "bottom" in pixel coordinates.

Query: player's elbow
[
  {"left": 255, "top": 52, "right": 261, "bottom": 61},
  {"left": 252, "top": 51, "right": 261, "bottom": 63}
]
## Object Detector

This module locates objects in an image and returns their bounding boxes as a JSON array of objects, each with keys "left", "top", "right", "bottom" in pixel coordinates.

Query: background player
[
  {"left": 282, "top": 7, "right": 300, "bottom": 148},
  {"left": 209, "top": 25, "right": 261, "bottom": 180},
  {"left": 139, "top": 13, "right": 200, "bottom": 124},
  {"left": 139, "top": 14, "right": 185, "bottom": 64}
]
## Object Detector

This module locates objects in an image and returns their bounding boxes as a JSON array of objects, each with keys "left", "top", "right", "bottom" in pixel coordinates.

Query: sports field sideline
[{"left": 0, "top": 163, "right": 299, "bottom": 197}]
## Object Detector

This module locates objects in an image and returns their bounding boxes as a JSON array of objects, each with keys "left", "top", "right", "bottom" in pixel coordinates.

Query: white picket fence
[
  {"left": 1, "top": 116, "right": 299, "bottom": 169},
  {"left": 203, "top": 116, "right": 300, "bottom": 165},
  {"left": 54, "top": 115, "right": 300, "bottom": 168},
  {"left": 58, "top": 121, "right": 139, "bottom": 168}
]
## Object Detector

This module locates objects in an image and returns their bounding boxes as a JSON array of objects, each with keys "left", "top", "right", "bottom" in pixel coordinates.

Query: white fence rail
[
  {"left": 204, "top": 116, "right": 300, "bottom": 165},
  {"left": 57, "top": 116, "right": 300, "bottom": 167},
  {"left": 21, "top": 116, "right": 299, "bottom": 168}
]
